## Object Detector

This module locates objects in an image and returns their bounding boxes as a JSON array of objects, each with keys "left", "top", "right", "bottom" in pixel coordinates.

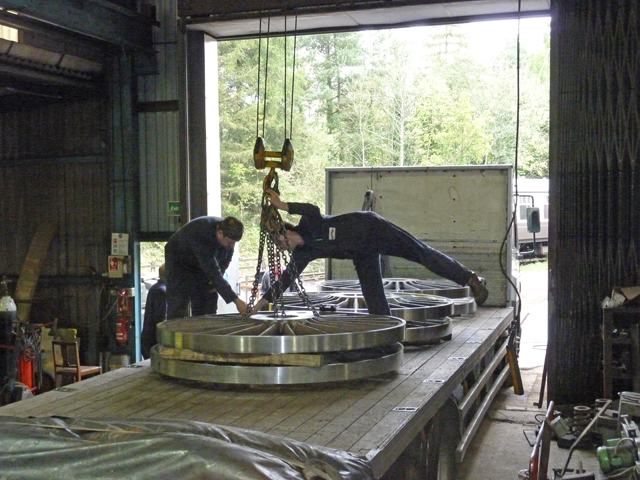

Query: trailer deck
[{"left": 0, "top": 306, "right": 514, "bottom": 478}]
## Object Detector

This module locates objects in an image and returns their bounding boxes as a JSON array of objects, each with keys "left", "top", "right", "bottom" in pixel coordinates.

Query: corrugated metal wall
[
  {"left": 549, "top": 0, "right": 640, "bottom": 404},
  {"left": 0, "top": 99, "right": 109, "bottom": 364},
  {"left": 138, "top": 0, "right": 183, "bottom": 236},
  {"left": 0, "top": 0, "right": 186, "bottom": 368}
]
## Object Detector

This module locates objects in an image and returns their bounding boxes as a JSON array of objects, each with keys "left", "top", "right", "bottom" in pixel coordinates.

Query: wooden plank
[
  {"left": 323, "top": 312, "right": 496, "bottom": 449},
  {"left": 14, "top": 221, "right": 57, "bottom": 323},
  {"left": 263, "top": 387, "right": 355, "bottom": 440},
  {"left": 157, "top": 346, "right": 325, "bottom": 367}
]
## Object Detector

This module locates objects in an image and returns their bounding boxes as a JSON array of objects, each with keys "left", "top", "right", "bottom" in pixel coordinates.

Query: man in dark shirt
[
  {"left": 252, "top": 189, "right": 488, "bottom": 315},
  {"left": 141, "top": 263, "right": 167, "bottom": 359},
  {"left": 165, "top": 216, "right": 247, "bottom": 319}
]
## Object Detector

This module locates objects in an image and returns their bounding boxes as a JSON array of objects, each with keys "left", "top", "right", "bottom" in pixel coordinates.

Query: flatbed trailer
[{"left": 0, "top": 306, "right": 514, "bottom": 478}]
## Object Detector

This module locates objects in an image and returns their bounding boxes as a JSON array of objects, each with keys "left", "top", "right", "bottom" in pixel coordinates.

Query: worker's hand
[
  {"left": 251, "top": 298, "right": 268, "bottom": 315},
  {"left": 265, "top": 189, "right": 288, "bottom": 211},
  {"left": 234, "top": 298, "right": 248, "bottom": 315}
]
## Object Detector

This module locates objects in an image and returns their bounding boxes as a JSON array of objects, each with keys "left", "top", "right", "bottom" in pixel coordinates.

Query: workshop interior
[{"left": 1, "top": 1, "right": 640, "bottom": 479}]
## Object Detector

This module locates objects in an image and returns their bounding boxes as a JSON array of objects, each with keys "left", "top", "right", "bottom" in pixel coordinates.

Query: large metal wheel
[
  {"left": 151, "top": 342, "right": 404, "bottom": 385},
  {"left": 278, "top": 292, "right": 453, "bottom": 318},
  {"left": 451, "top": 296, "right": 477, "bottom": 316},
  {"left": 157, "top": 311, "right": 405, "bottom": 355},
  {"left": 317, "top": 278, "right": 471, "bottom": 299},
  {"left": 277, "top": 292, "right": 454, "bottom": 344}
]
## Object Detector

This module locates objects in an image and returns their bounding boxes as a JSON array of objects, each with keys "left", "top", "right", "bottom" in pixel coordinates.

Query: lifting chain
[{"left": 244, "top": 170, "right": 318, "bottom": 318}]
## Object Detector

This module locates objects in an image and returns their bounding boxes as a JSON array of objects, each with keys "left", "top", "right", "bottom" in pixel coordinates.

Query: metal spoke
[
  {"left": 276, "top": 292, "right": 455, "bottom": 345},
  {"left": 157, "top": 312, "right": 405, "bottom": 355},
  {"left": 317, "top": 277, "right": 471, "bottom": 298}
]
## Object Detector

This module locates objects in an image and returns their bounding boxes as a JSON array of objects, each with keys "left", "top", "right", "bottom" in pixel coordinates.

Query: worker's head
[
  {"left": 158, "top": 263, "right": 166, "bottom": 280},
  {"left": 217, "top": 217, "right": 244, "bottom": 248},
  {"left": 273, "top": 223, "right": 303, "bottom": 251}
]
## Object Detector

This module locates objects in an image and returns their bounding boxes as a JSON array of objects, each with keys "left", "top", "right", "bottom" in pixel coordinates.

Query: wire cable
[
  {"left": 262, "top": 18, "right": 271, "bottom": 137},
  {"left": 289, "top": 15, "right": 298, "bottom": 139},
  {"left": 256, "top": 18, "right": 262, "bottom": 138},
  {"left": 283, "top": 11, "right": 288, "bottom": 139}
]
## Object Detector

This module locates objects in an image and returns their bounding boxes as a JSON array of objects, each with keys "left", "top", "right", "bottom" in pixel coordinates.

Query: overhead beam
[
  {"left": 180, "top": 0, "right": 477, "bottom": 19},
  {"left": 0, "top": 0, "right": 155, "bottom": 50},
  {"left": 178, "top": 0, "right": 550, "bottom": 40},
  {"left": 179, "top": 0, "right": 549, "bottom": 21}
]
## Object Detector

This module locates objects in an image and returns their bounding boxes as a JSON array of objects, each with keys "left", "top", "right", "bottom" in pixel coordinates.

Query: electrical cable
[{"left": 498, "top": 1, "right": 523, "bottom": 325}]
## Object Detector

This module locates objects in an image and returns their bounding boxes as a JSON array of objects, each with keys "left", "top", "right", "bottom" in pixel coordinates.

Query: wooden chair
[{"left": 51, "top": 340, "right": 102, "bottom": 388}]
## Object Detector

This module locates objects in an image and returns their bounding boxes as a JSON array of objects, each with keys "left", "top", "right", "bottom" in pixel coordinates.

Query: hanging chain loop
[{"left": 244, "top": 170, "right": 318, "bottom": 318}]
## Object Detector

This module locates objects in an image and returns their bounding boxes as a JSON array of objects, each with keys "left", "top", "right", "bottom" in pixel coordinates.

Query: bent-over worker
[
  {"left": 165, "top": 216, "right": 247, "bottom": 319},
  {"left": 251, "top": 189, "right": 488, "bottom": 316}
]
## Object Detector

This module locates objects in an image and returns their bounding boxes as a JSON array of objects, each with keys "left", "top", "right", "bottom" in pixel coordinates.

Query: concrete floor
[{"left": 458, "top": 266, "right": 607, "bottom": 480}]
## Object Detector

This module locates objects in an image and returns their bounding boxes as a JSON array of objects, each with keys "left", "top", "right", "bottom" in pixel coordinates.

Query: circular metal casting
[
  {"left": 276, "top": 292, "right": 454, "bottom": 344},
  {"left": 452, "top": 296, "right": 477, "bottom": 316},
  {"left": 402, "top": 318, "right": 451, "bottom": 344},
  {"left": 151, "top": 342, "right": 404, "bottom": 385},
  {"left": 275, "top": 292, "right": 369, "bottom": 313},
  {"left": 157, "top": 312, "right": 405, "bottom": 355},
  {"left": 317, "top": 278, "right": 471, "bottom": 299},
  {"left": 387, "top": 293, "right": 454, "bottom": 320},
  {"left": 277, "top": 292, "right": 454, "bottom": 319}
]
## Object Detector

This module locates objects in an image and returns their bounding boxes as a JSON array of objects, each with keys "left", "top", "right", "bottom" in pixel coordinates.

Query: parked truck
[{"left": 0, "top": 165, "right": 518, "bottom": 479}]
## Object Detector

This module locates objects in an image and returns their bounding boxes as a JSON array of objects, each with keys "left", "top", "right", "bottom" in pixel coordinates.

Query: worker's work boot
[{"left": 467, "top": 273, "right": 488, "bottom": 306}]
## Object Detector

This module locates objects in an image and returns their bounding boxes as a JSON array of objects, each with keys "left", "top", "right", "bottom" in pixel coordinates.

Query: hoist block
[{"left": 254, "top": 137, "right": 294, "bottom": 171}]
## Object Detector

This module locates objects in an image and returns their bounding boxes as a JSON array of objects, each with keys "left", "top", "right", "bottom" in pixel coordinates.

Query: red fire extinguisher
[
  {"left": 115, "top": 288, "right": 133, "bottom": 345},
  {"left": 115, "top": 316, "right": 129, "bottom": 345}
]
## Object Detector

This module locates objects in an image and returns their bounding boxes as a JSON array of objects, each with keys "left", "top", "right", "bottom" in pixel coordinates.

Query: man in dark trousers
[
  {"left": 252, "top": 189, "right": 488, "bottom": 315},
  {"left": 165, "top": 216, "right": 247, "bottom": 319},
  {"left": 141, "top": 263, "right": 166, "bottom": 359}
]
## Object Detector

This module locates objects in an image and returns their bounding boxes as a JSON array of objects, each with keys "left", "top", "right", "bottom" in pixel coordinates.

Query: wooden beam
[
  {"left": 14, "top": 221, "right": 57, "bottom": 323},
  {"left": 157, "top": 346, "right": 326, "bottom": 367}
]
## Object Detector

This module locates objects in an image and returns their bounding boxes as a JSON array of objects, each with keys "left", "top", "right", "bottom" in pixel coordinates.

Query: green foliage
[
  {"left": 217, "top": 20, "right": 551, "bottom": 259},
  {"left": 140, "top": 242, "right": 166, "bottom": 280}
]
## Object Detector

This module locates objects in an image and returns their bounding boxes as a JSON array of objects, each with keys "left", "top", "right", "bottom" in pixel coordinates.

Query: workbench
[{"left": 0, "top": 306, "right": 514, "bottom": 478}]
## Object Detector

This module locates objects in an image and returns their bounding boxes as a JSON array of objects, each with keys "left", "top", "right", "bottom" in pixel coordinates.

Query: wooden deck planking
[
  {"left": 222, "top": 388, "right": 308, "bottom": 430},
  {"left": 317, "top": 310, "right": 509, "bottom": 452},
  {"left": 258, "top": 388, "right": 349, "bottom": 438},
  {"left": 360, "top": 308, "right": 513, "bottom": 475},
  {"left": 0, "top": 306, "right": 513, "bottom": 479},
  {"left": 65, "top": 370, "right": 173, "bottom": 417},
  {"left": 0, "top": 366, "right": 143, "bottom": 417},
  {"left": 283, "top": 385, "right": 377, "bottom": 442},
  {"left": 174, "top": 388, "right": 256, "bottom": 423},
  {"left": 144, "top": 383, "right": 208, "bottom": 419}
]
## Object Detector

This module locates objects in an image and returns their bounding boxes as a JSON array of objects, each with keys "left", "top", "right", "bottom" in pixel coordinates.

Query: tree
[
  {"left": 218, "top": 36, "right": 331, "bottom": 259},
  {"left": 216, "top": 19, "right": 551, "bottom": 260}
]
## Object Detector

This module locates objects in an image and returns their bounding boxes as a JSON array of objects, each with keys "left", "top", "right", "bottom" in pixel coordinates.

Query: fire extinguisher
[
  {"left": 115, "top": 316, "right": 128, "bottom": 345},
  {"left": 115, "top": 288, "right": 133, "bottom": 345}
]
